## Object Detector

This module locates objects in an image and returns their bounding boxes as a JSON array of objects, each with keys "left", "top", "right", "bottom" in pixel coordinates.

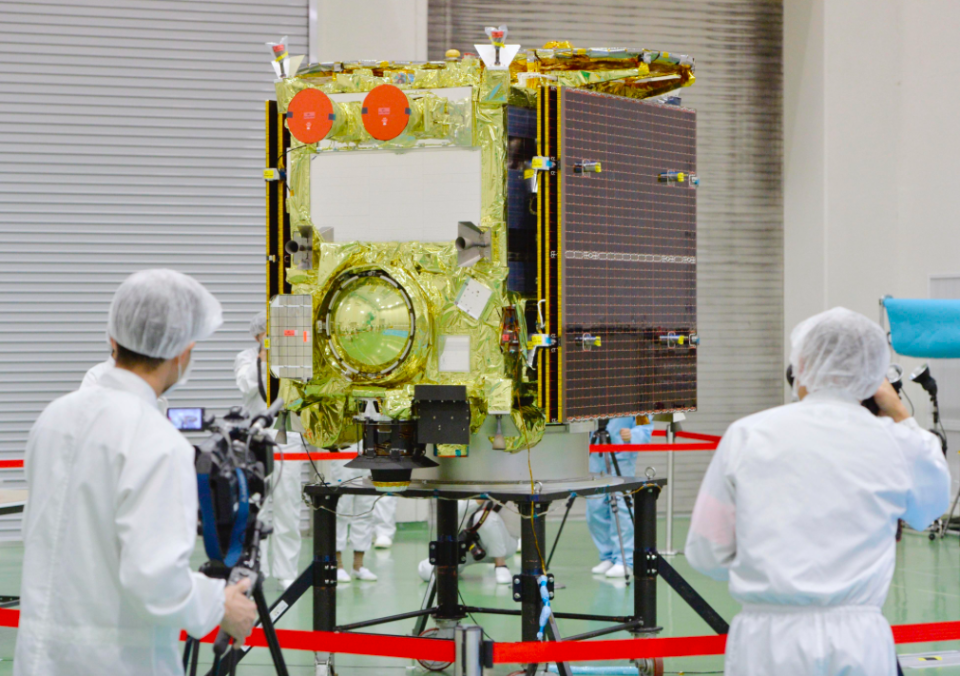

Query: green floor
[{"left": 0, "top": 517, "right": 957, "bottom": 674}]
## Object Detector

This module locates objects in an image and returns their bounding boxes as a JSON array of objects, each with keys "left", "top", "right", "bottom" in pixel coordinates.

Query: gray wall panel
[{"left": 0, "top": 0, "right": 308, "bottom": 539}]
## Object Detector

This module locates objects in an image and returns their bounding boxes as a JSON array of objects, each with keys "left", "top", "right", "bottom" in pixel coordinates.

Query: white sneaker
[
  {"left": 374, "top": 535, "right": 393, "bottom": 549},
  {"left": 591, "top": 561, "right": 614, "bottom": 575},
  {"left": 418, "top": 559, "right": 434, "bottom": 582},
  {"left": 605, "top": 564, "right": 632, "bottom": 579},
  {"left": 495, "top": 566, "right": 513, "bottom": 585},
  {"left": 279, "top": 578, "right": 295, "bottom": 591},
  {"left": 337, "top": 568, "right": 351, "bottom": 583},
  {"left": 353, "top": 567, "right": 378, "bottom": 582}
]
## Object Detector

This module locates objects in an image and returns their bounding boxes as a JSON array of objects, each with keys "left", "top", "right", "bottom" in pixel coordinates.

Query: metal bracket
[
  {"left": 512, "top": 572, "right": 554, "bottom": 602},
  {"left": 429, "top": 538, "right": 467, "bottom": 566}
]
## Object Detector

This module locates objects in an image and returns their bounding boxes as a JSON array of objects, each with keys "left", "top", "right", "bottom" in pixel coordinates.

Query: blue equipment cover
[{"left": 884, "top": 298, "right": 960, "bottom": 358}]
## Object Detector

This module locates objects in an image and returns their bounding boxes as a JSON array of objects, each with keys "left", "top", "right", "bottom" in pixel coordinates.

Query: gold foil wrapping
[{"left": 273, "top": 43, "right": 695, "bottom": 450}]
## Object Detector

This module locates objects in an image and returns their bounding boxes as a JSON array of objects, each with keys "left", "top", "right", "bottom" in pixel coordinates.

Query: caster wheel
[
  {"left": 638, "top": 657, "right": 665, "bottom": 676},
  {"left": 930, "top": 532, "right": 937, "bottom": 541},
  {"left": 416, "top": 628, "right": 454, "bottom": 672}
]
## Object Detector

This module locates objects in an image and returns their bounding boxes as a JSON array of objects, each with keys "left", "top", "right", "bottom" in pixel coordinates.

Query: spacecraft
[{"left": 265, "top": 35, "right": 699, "bottom": 491}]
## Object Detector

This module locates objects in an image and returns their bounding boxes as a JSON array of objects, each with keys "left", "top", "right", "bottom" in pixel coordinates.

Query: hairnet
[
  {"left": 249, "top": 310, "right": 267, "bottom": 339},
  {"left": 107, "top": 269, "right": 223, "bottom": 359},
  {"left": 789, "top": 307, "right": 889, "bottom": 401}
]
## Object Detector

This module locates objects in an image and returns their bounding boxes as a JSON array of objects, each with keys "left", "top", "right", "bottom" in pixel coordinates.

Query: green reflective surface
[{"left": 329, "top": 275, "right": 412, "bottom": 374}]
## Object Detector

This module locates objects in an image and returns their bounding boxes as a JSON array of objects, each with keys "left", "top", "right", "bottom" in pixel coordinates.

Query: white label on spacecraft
[
  {"left": 439, "top": 335, "right": 471, "bottom": 372},
  {"left": 455, "top": 278, "right": 493, "bottom": 320}
]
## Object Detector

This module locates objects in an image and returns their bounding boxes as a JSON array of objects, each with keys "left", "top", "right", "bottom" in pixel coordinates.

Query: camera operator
[
  {"left": 686, "top": 307, "right": 950, "bottom": 676},
  {"left": 15, "top": 270, "right": 257, "bottom": 676},
  {"left": 234, "top": 310, "right": 304, "bottom": 590},
  {"left": 586, "top": 415, "right": 653, "bottom": 579}
]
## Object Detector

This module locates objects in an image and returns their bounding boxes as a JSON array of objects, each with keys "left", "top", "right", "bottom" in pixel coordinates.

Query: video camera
[{"left": 168, "top": 398, "right": 288, "bottom": 669}]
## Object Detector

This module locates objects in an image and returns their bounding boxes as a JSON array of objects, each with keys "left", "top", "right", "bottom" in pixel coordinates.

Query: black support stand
[{"left": 205, "top": 476, "right": 729, "bottom": 676}]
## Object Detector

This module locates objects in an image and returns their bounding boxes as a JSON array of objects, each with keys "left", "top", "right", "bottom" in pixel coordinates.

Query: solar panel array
[{"left": 559, "top": 89, "right": 697, "bottom": 420}]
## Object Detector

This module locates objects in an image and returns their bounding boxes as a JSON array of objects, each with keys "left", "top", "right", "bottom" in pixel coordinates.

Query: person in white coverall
[
  {"left": 15, "top": 270, "right": 256, "bottom": 676},
  {"left": 82, "top": 350, "right": 170, "bottom": 414},
  {"left": 686, "top": 307, "right": 950, "bottom": 676},
  {"left": 373, "top": 496, "right": 398, "bottom": 548},
  {"left": 330, "top": 451, "right": 379, "bottom": 582},
  {"left": 234, "top": 311, "right": 304, "bottom": 589}
]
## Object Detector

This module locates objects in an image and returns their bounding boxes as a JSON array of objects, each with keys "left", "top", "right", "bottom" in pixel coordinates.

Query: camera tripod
[{"left": 183, "top": 523, "right": 291, "bottom": 676}]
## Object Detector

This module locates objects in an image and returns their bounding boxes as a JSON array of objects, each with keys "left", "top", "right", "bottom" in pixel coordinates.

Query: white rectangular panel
[{"left": 310, "top": 147, "right": 482, "bottom": 243}]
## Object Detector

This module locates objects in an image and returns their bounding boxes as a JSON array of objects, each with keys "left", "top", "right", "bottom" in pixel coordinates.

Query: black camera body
[
  {"left": 171, "top": 400, "right": 283, "bottom": 568},
  {"left": 784, "top": 364, "right": 902, "bottom": 415},
  {"left": 193, "top": 406, "right": 276, "bottom": 563}
]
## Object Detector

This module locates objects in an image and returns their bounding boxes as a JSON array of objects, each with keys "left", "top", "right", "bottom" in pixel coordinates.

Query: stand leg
[
  {"left": 314, "top": 493, "right": 339, "bottom": 676},
  {"left": 190, "top": 635, "right": 200, "bottom": 676},
  {"left": 253, "top": 581, "right": 291, "bottom": 676},
  {"left": 413, "top": 573, "right": 438, "bottom": 636},
  {"left": 608, "top": 454, "right": 636, "bottom": 527},
  {"left": 519, "top": 502, "right": 548, "bottom": 642},
  {"left": 546, "top": 495, "right": 576, "bottom": 569},
  {"left": 434, "top": 499, "right": 464, "bottom": 620},
  {"left": 634, "top": 485, "right": 658, "bottom": 631}
]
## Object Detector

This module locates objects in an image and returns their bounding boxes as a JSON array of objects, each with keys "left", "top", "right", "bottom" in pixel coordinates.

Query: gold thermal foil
[
  {"left": 508, "top": 85, "right": 538, "bottom": 109},
  {"left": 554, "top": 67, "right": 646, "bottom": 89},
  {"left": 492, "top": 404, "right": 546, "bottom": 454},
  {"left": 286, "top": 146, "right": 314, "bottom": 230},
  {"left": 273, "top": 45, "right": 696, "bottom": 449}
]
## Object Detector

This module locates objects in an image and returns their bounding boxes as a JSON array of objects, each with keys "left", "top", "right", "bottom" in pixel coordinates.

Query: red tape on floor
[{"left": 1, "top": 606, "right": 958, "bottom": 662}]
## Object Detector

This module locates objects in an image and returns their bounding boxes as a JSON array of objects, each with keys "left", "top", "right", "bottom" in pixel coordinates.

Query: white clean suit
[
  {"left": 686, "top": 390, "right": 950, "bottom": 676},
  {"left": 234, "top": 346, "right": 304, "bottom": 581},
  {"left": 331, "top": 456, "right": 377, "bottom": 552},
  {"left": 15, "top": 367, "right": 225, "bottom": 676}
]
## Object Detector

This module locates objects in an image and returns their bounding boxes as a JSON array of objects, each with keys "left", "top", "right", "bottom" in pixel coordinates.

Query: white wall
[
  {"left": 785, "top": 0, "right": 960, "bottom": 485},
  {"left": 312, "top": 0, "right": 427, "bottom": 63}
]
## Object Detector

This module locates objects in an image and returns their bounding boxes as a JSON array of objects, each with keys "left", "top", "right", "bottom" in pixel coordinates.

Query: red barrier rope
[
  {"left": 590, "top": 429, "right": 721, "bottom": 453},
  {"left": 0, "top": 606, "right": 956, "bottom": 662},
  {"left": 274, "top": 452, "right": 357, "bottom": 462}
]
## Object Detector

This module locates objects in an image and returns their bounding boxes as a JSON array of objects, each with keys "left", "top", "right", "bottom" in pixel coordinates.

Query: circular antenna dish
[
  {"left": 286, "top": 88, "right": 334, "bottom": 144},
  {"left": 361, "top": 84, "right": 411, "bottom": 141},
  {"left": 322, "top": 270, "right": 416, "bottom": 379}
]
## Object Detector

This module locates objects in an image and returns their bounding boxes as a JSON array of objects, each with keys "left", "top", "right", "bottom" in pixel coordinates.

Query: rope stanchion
[{"left": 1, "top": 606, "right": 959, "bottom": 661}]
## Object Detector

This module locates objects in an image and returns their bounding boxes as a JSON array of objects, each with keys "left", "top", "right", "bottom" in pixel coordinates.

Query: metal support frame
[
  {"left": 435, "top": 498, "right": 467, "bottom": 621},
  {"left": 634, "top": 483, "right": 659, "bottom": 632},
  {"left": 206, "top": 477, "right": 730, "bottom": 676}
]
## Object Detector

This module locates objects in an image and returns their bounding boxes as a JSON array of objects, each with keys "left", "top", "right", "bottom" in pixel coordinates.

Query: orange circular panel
[
  {"left": 286, "top": 89, "right": 334, "bottom": 144},
  {"left": 361, "top": 85, "right": 412, "bottom": 141}
]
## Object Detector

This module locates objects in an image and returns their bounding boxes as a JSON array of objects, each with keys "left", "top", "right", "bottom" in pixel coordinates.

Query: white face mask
[{"left": 164, "top": 354, "right": 193, "bottom": 395}]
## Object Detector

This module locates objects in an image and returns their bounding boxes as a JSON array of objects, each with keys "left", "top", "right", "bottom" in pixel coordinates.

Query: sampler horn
[{"left": 455, "top": 221, "right": 491, "bottom": 268}]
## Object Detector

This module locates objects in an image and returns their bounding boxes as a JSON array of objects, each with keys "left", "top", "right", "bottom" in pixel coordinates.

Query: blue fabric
[
  {"left": 884, "top": 298, "right": 960, "bottom": 358},
  {"left": 197, "top": 468, "right": 249, "bottom": 567},
  {"left": 586, "top": 418, "right": 654, "bottom": 567}
]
